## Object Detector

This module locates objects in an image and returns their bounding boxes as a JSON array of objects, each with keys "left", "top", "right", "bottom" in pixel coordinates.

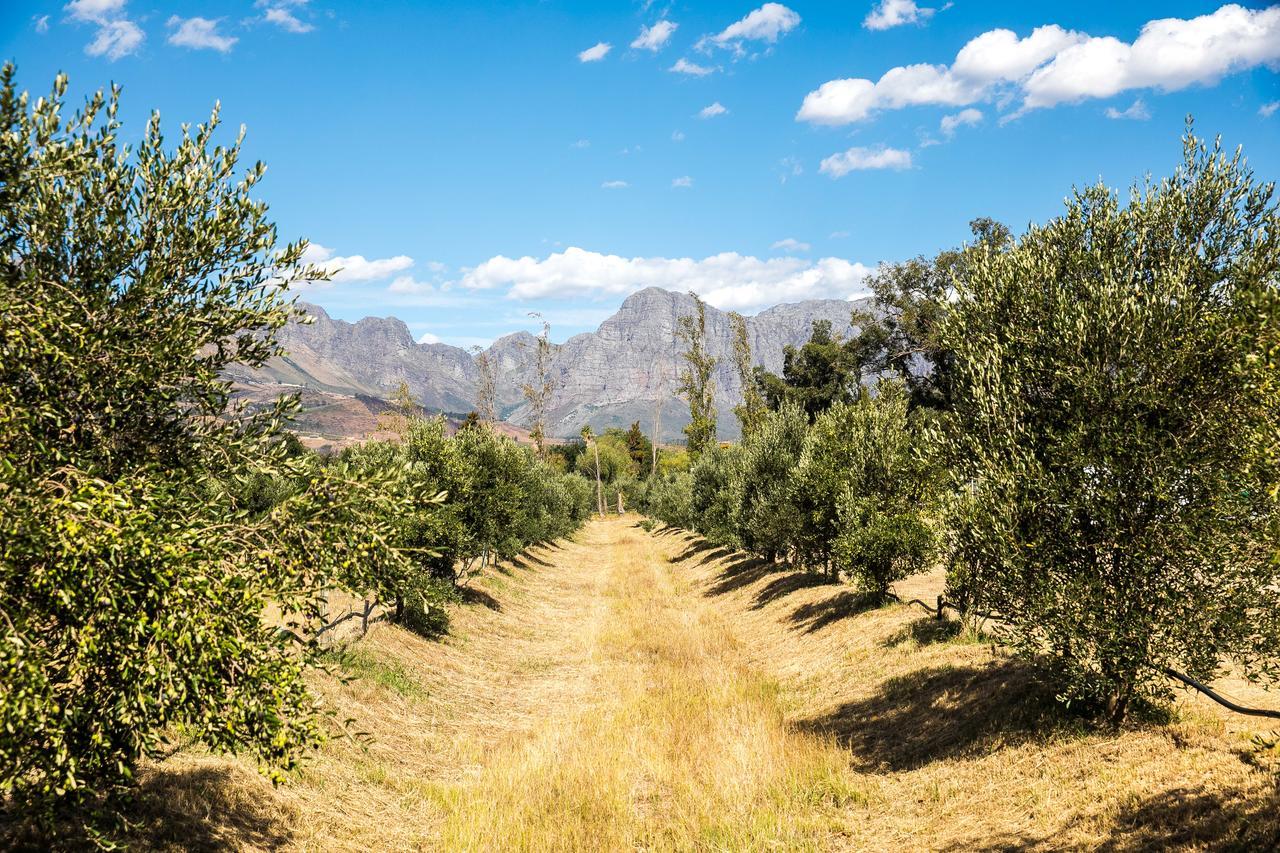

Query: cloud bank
[
  {"left": 459, "top": 246, "right": 873, "bottom": 313},
  {"left": 799, "top": 4, "right": 1280, "bottom": 124}
]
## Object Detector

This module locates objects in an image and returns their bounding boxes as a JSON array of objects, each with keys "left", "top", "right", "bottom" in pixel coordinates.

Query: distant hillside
[{"left": 228, "top": 287, "right": 873, "bottom": 442}]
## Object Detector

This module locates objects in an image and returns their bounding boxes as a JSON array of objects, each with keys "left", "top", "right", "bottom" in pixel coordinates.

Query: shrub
[
  {"left": 646, "top": 472, "right": 694, "bottom": 529},
  {"left": 794, "top": 383, "right": 936, "bottom": 590},
  {"left": 732, "top": 403, "right": 807, "bottom": 562},
  {"left": 688, "top": 445, "right": 741, "bottom": 546}
]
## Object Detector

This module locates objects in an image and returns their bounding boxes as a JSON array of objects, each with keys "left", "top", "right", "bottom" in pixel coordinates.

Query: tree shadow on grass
[
  {"left": 696, "top": 547, "right": 734, "bottom": 566},
  {"left": 950, "top": 782, "right": 1280, "bottom": 852},
  {"left": 506, "top": 554, "right": 536, "bottom": 571},
  {"left": 796, "top": 661, "right": 1066, "bottom": 772},
  {"left": 459, "top": 585, "right": 502, "bottom": 611},
  {"left": 882, "top": 615, "right": 963, "bottom": 648},
  {"left": 127, "top": 764, "right": 293, "bottom": 852},
  {"left": 670, "top": 539, "right": 719, "bottom": 563},
  {"left": 704, "top": 555, "right": 783, "bottom": 597},
  {"left": 750, "top": 570, "right": 834, "bottom": 608},
  {"left": 521, "top": 551, "right": 553, "bottom": 567},
  {"left": 1095, "top": 784, "right": 1280, "bottom": 852},
  {"left": 787, "top": 589, "right": 887, "bottom": 633},
  {"left": 1, "top": 764, "right": 295, "bottom": 852}
]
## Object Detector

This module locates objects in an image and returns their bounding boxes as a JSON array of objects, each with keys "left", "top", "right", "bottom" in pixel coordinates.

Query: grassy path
[
  {"left": 135, "top": 515, "right": 1280, "bottom": 851},
  {"left": 430, "top": 516, "right": 857, "bottom": 850}
]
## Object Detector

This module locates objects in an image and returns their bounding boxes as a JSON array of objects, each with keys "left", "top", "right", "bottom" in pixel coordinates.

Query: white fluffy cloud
[
  {"left": 85, "top": 19, "right": 144, "bottom": 59},
  {"left": 459, "top": 246, "right": 873, "bottom": 312},
  {"left": 698, "top": 101, "right": 728, "bottom": 118},
  {"left": 799, "top": 5, "right": 1280, "bottom": 123},
  {"left": 632, "top": 20, "right": 677, "bottom": 51},
  {"left": 578, "top": 41, "right": 611, "bottom": 62},
  {"left": 602, "top": 180, "right": 629, "bottom": 189},
  {"left": 263, "top": 7, "right": 312, "bottom": 33},
  {"left": 388, "top": 275, "right": 438, "bottom": 295},
  {"left": 66, "top": 0, "right": 126, "bottom": 22},
  {"left": 167, "top": 16, "right": 237, "bottom": 52},
  {"left": 940, "top": 107, "right": 983, "bottom": 136},
  {"left": 670, "top": 57, "right": 715, "bottom": 76},
  {"left": 819, "top": 146, "right": 913, "bottom": 177},
  {"left": 417, "top": 331, "right": 441, "bottom": 344},
  {"left": 703, "top": 3, "right": 801, "bottom": 51},
  {"left": 301, "top": 244, "right": 415, "bottom": 287},
  {"left": 864, "top": 0, "right": 935, "bottom": 31},
  {"left": 68, "top": 0, "right": 145, "bottom": 60},
  {"left": 1261, "top": 100, "right": 1280, "bottom": 117},
  {"left": 672, "top": 176, "right": 693, "bottom": 188}
]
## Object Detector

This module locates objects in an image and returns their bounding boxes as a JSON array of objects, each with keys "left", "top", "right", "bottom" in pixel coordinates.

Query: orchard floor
[{"left": 131, "top": 515, "right": 1278, "bottom": 851}]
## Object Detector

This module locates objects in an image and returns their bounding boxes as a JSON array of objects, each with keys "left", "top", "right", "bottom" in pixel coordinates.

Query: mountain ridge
[{"left": 228, "top": 287, "right": 873, "bottom": 441}]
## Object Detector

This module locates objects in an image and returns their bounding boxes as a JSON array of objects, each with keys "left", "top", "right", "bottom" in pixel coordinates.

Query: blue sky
[{"left": 4, "top": 1, "right": 1279, "bottom": 346}]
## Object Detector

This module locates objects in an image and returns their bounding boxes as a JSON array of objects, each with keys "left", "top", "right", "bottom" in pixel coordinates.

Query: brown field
[{"left": 126, "top": 516, "right": 1279, "bottom": 851}]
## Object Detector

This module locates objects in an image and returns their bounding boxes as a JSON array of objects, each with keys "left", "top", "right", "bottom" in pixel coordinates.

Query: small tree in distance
[
  {"left": 676, "top": 292, "right": 718, "bottom": 456},
  {"left": 729, "top": 311, "right": 766, "bottom": 439},
  {"left": 472, "top": 345, "right": 498, "bottom": 423},
  {"left": 580, "top": 424, "right": 604, "bottom": 516},
  {"left": 521, "top": 315, "right": 554, "bottom": 459}
]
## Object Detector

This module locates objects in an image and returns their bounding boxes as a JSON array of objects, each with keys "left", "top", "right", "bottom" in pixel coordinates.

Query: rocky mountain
[{"left": 230, "top": 287, "right": 872, "bottom": 441}]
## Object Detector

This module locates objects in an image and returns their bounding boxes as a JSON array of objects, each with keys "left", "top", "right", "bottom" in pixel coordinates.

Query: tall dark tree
[
  {"left": 624, "top": 421, "right": 653, "bottom": 478},
  {"left": 852, "top": 218, "right": 1012, "bottom": 412},
  {"left": 754, "top": 319, "right": 862, "bottom": 421}
]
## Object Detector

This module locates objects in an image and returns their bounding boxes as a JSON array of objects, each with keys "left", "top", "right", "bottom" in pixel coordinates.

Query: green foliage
[
  {"left": 397, "top": 576, "right": 464, "bottom": 640},
  {"left": 655, "top": 447, "right": 690, "bottom": 477},
  {"left": 576, "top": 433, "right": 636, "bottom": 484},
  {"left": 822, "top": 385, "right": 937, "bottom": 596},
  {"left": 853, "top": 218, "right": 1011, "bottom": 413},
  {"left": 645, "top": 472, "right": 694, "bottom": 529},
  {"left": 755, "top": 320, "right": 863, "bottom": 421},
  {"left": 622, "top": 422, "right": 654, "bottom": 479},
  {"left": 940, "top": 127, "right": 1280, "bottom": 722},
  {"left": 676, "top": 292, "right": 719, "bottom": 456},
  {"left": 789, "top": 384, "right": 936, "bottom": 590},
  {"left": 688, "top": 445, "right": 741, "bottom": 547},
  {"left": 732, "top": 404, "right": 807, "bottom": 562},
  {"left": 0, "top": 67, "right": 412, "bottom": 824},
  {"left": 729, "top": 312, "right": 767, "bottom": 439}
]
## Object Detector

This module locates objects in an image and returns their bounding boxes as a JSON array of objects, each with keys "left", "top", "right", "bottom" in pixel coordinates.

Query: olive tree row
[
  {"left": 0, "top": 68, "right": 590, "bottom": 835},
  {"left": 650, "top": 127, "right": 1280, "bottom": 725}
]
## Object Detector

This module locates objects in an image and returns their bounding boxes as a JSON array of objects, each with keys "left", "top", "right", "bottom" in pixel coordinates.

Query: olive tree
[
  {"left": 688, "top": 445, "right": 741, "bottom": 546},
  {"left": 941, "top": 128, "right": 1280, "bottom": 723},
  {"left": 732, "top": 403, "right": 807, "bottom": 563},
  {"left": 0, "top": 67, "right": 409, "bottom": 824},
  {"left": 794, "top": 383, "right": 936, "bottom": 589}
]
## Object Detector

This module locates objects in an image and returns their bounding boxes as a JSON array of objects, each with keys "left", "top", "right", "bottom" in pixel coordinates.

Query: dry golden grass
[{"left": 122, "top": 516, "right": 1279, "bottom": 851}]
